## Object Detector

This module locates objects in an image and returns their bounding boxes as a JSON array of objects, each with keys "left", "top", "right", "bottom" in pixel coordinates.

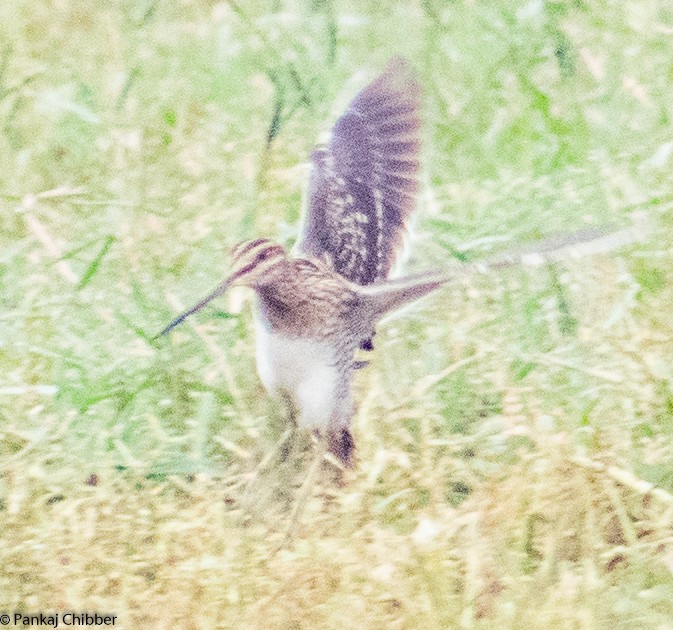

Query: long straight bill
[{"left": 156, "top": 280, "right": 229, "bottom": 338}]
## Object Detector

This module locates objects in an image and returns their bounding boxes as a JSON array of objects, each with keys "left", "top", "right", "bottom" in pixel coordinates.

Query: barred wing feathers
[{"left": 298, "top": 58, "right": 421, "bottom": 286}]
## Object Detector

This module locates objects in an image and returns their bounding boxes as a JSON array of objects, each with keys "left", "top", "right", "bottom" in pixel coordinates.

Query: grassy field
[{"left": 2, "top": 0, "right": 673, "bottom": 627}]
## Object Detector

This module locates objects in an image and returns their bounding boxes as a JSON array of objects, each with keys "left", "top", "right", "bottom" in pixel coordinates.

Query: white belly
[{"left": 254, "top": 316, "right": 341, "bottom": 429}]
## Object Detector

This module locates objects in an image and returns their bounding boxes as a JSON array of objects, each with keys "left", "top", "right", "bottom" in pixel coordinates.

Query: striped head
[
  {"left": 228, "top": 238, "right": 288, "bottom": 288},
  {"left": 157, "top": 238, "right": 287, "bottom": 337}
]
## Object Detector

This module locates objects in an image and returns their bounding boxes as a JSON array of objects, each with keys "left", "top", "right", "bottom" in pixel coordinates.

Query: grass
[{"left": 1, "top": 0, "right": 673, "bottom": 627}]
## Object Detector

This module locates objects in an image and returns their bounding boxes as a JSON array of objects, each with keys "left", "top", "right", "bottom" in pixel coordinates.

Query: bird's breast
[{"left": 253, "top": 312, "right": 339, "bottom": 397}]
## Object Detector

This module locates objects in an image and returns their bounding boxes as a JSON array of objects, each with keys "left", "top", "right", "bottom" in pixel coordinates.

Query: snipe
[{"left": 159, "top": 59, "right": 642, "bottom": 465}]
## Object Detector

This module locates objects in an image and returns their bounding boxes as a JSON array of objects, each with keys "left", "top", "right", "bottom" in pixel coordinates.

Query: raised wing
[{"left": 297, "top": 58, "right": 421, "bottom": 286}]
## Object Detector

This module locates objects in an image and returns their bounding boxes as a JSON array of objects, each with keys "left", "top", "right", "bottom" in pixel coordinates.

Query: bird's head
[
  {"left": 227, "top": 238, "right": 288, "bottom": 288},
  {"left": 157, "top": 238, "right": 287, "bottom": 337}
]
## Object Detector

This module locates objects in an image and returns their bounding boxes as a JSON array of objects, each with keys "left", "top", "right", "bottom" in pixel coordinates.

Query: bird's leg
[
  {"left": 325, "top": 380, "right": 356, "bottom": 468},
  {"left": 327, "top": 428, "right": 355, "bottom": 467}
]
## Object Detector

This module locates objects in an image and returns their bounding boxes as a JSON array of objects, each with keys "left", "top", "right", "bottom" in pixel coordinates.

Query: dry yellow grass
[{"left": 3, "top": 439, "right": 673, "bottom": 628}]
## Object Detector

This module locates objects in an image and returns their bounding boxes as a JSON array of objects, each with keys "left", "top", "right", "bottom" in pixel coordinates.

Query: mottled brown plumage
[
  {"left": 298, "top": 58, "right": 420, "bottom": 286},
  {"left": 298, "top": 57, "right": 421, "bottom": 355},
  {"left": 159, "top": 60, "right": 644, "bottom": 466},
  {"left": 159, "top": 233, "right": 446, "bottom": 464}
]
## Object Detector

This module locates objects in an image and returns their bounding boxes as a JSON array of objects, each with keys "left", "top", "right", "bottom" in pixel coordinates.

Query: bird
[
  {"left": 158, "top": 59, "right": 648, "bottom": 466},
  {"left": 160, "top": 58, "right": 424, "bottom": 465}
]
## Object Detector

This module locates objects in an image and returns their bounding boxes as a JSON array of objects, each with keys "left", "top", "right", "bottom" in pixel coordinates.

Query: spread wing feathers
[
  {"left": 297, "top": 58, "right": 421, "bottom": 286},
  {"left": 358, "top": 219, "right": 651, "bottom": 322}
]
